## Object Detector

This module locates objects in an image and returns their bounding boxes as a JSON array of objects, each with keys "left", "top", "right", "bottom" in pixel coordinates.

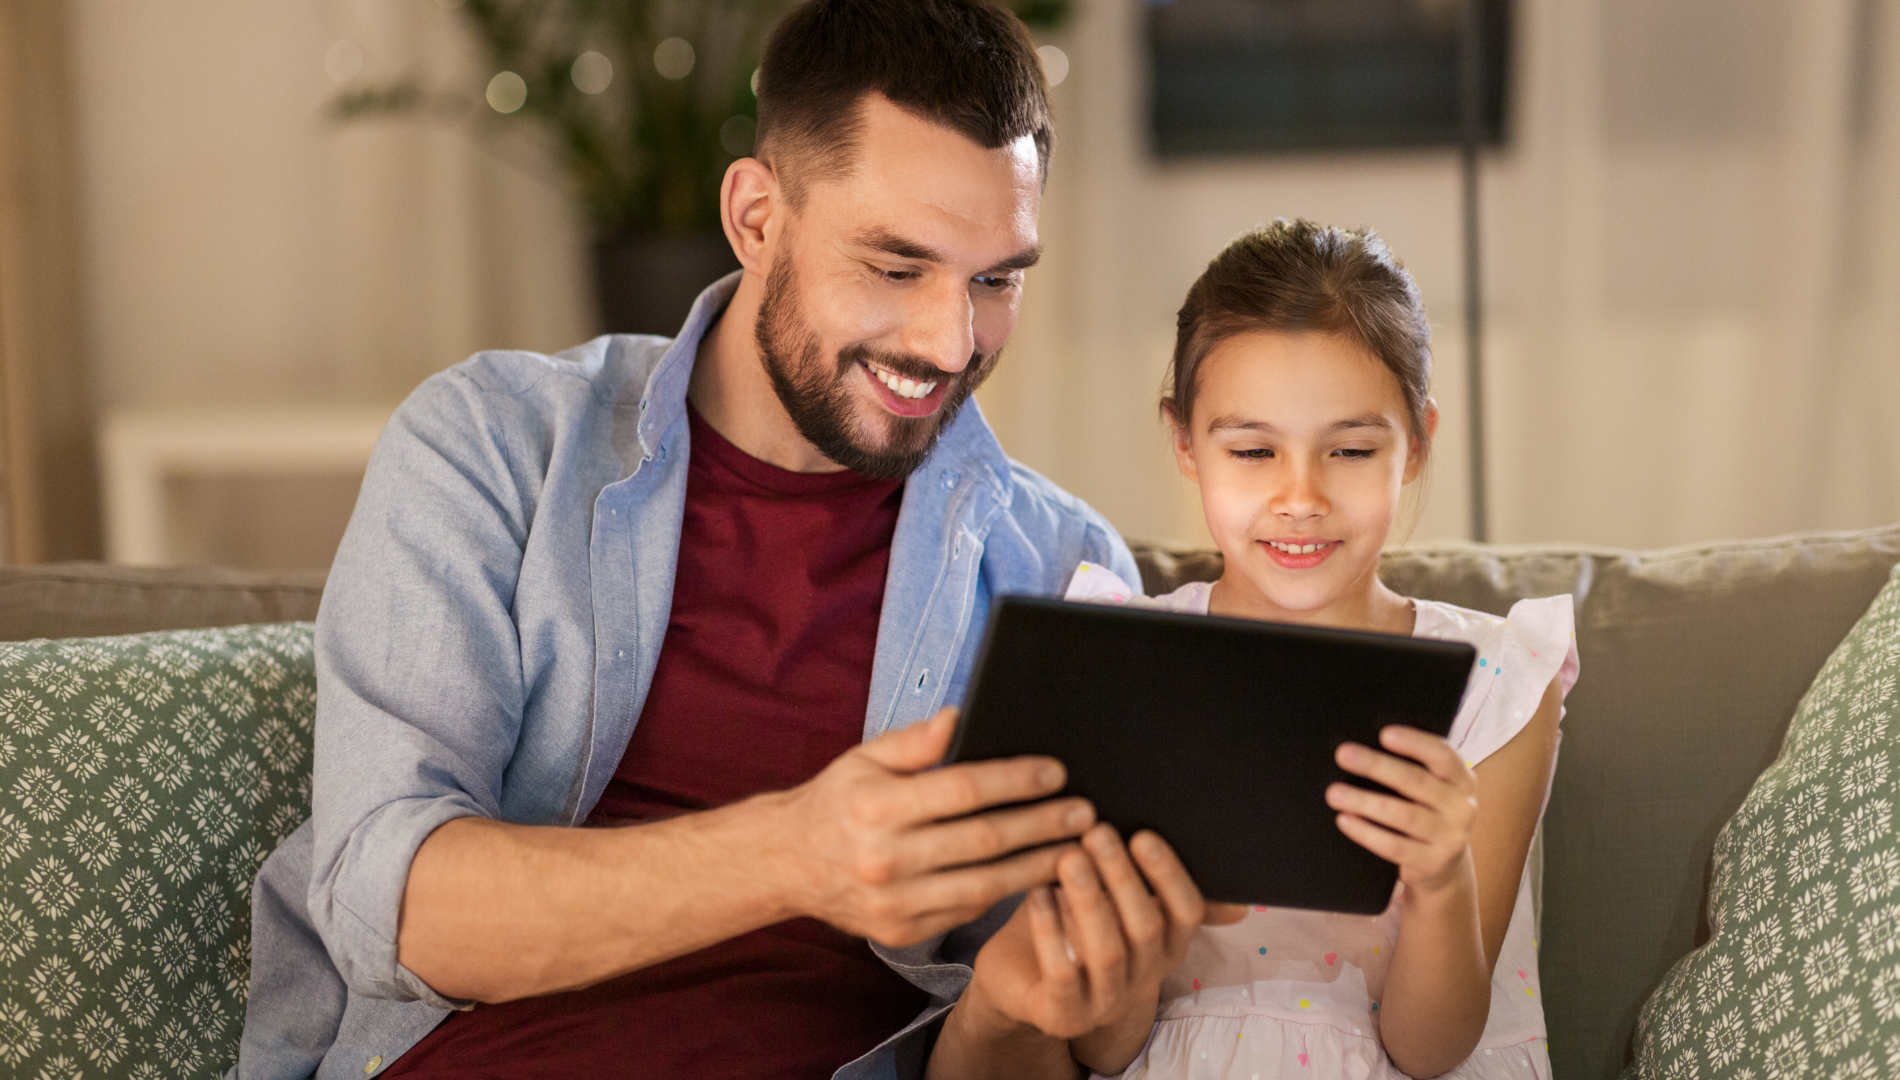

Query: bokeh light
[
  {"left": 1037, "top": 45, "right": 1069, "bottom": 87},
  {"left": 719, "top": 114, "right": 757, "bottom": 157},
  {"left": 572, "top": 51, "right": 613, "bottom": 95},
  {"left": 654, "top": 38, "right": 696, "bottom": 81},
  {"left": 325, "top": 40, "right": 364, "bottom": 83},
  {"left": 486, "top": 71, "right": 528, "bottom": 114}
]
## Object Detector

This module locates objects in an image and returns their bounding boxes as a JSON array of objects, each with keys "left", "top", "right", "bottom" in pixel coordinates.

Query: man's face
[{"left": 755, "top": 95, "right": 1043, "bottom": 480}]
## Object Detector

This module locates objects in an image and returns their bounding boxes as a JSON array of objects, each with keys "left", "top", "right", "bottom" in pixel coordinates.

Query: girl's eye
[
  {"left": 1333, "top": 448, "right": 1377, "bottom": 460},
  {"left": 1231, "top": 448, "right": 1273, "bottom": 460}
]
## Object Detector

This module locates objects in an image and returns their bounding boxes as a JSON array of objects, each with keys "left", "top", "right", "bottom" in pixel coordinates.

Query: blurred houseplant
[{"left": 339, "top": 0, "right": 1070, "bottom": 335}]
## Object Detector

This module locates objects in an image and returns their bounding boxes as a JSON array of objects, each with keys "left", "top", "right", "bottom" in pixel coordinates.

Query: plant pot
[{"left": 591, "top": 231, "right": 743, "bottom": 337}]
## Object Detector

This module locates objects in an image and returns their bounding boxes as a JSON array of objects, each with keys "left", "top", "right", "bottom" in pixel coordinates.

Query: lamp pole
[{"left": 1458, "top": 0, "right": 1489, "bottom": 543}]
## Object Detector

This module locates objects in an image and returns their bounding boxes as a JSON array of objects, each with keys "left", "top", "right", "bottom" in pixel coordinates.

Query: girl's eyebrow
[
  {"left": 1204, "top": 414, "right": 1394, "bottom": 434},
  {"left": 1330, "top": 414, "right": 1394, "bottom": 432}
]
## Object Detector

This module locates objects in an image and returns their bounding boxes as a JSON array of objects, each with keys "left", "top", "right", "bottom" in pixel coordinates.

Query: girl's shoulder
[
  {"left": 1410, "top": 595, "right": 1582, "bottom": 767},
  {"left": 1065, "top": 561, "right": 1212, "bottom": 614}
]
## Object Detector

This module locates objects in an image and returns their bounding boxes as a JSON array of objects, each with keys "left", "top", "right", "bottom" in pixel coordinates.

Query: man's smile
[
  {"left": 861, "top": 358, "right": 939, "bottom": 399},
  {"left": 858, "top": 358, "right": 949, "bottom": 418}
]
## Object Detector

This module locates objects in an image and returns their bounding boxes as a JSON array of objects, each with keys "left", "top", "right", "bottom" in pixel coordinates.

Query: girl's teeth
[{"left": 1271, "top": 541, "right": 1329, "bottom": 555}]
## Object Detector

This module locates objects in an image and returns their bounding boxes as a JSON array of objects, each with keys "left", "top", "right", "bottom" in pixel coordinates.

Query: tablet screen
[{"left": 948, "top": 596, "right": 1476, "bottom": 914}]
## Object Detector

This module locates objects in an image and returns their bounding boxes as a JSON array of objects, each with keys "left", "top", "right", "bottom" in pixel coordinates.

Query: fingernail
[
  {"left": 1039, "top": 763, "right": 1064, "bottom": 789},
  {"left": 1065, "top": 804, "right": 1092, "bottom": 831}
]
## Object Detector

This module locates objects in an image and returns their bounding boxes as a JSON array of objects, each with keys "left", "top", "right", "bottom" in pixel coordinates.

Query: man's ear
[
  {"left": 1404, "top": 398, "right": 1440, "bottom": 483},
  {"left": 720, "top": 156, "right": 780, "bottom": 275},
  {"left": 1167, "top": 406, "right": 1200, "bottom": 484}
]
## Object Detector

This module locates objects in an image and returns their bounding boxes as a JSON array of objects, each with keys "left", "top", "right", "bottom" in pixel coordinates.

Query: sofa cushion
[
  {"left": 0, "top": 563, "right": 326, "bottom": 643},
  {"left": 1134, "top": 523, "right": 1900, "bottom": 1079},
  {"left": 1625, "top": 563, "right": 1900, "bottom": 1074},
  {"left": 0, "top": 623, "right": 315, "bottom": 1078}
]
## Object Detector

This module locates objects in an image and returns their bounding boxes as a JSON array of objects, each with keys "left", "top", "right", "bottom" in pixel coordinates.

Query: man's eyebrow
[
  {"left": 852, "top": 228, "right": 943, "bottom": 263},
  {"left": 849, "top": 229, "right": 1042, "bottom": 274},
  {"left": 984, "top": 244, "right": 1043, "bottom": 273}
]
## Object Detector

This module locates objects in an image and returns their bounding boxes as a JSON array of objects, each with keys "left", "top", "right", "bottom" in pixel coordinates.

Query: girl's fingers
[
  {"left": 1056, "top": 848, "right": 1131, "bottom": 1002},
  {"left": 1379, "top": 725, "right": 1472, "bottom": 784},
  {"left": 1325, "top": 783, "right": 1434, "bottom": 841},
  {"left": 1127, "top": 830, "right": 1207, "bottom": 939},
  {"left": 1081, "top": 826, "right": 1167, "bottom": 954},
  {"left": 1334, "top": 811, "right": 1425, "bottom": 867},
  {"left": 1335, "top": 740, "right": 1470, "bottom": 818}
]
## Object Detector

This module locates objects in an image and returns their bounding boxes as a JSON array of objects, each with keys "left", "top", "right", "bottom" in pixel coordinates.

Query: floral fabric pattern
[
  {"left": 1630, "top": 567, "right": 1900, "bottom": 1076},
  {"left": 0, "top": 624, "right": 316, "bottom": 1079}
]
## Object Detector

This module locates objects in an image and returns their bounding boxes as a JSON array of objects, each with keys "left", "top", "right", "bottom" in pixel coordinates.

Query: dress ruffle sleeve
[
  {"left": 1065, "top": 561, "right": 1141, "bottom": 603},
  {"left": 1444, "top": 594, "right": 1581, "bottom": 769}
]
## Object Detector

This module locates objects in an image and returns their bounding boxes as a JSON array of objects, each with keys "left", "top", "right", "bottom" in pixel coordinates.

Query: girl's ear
[
  {"left": 1165, "top": 402, "right": 1200, "bottom": 483},
  {"left": 1403, "top": 398, "right": 1440, "bottom": 484}
]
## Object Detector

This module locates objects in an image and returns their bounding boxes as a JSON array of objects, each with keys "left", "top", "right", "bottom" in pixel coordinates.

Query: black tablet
[{"left": 947, "top": 596, "right": 1476, "bottom": 915}]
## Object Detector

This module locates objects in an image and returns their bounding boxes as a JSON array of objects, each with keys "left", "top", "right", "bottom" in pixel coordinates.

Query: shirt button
[
  {"left": 940, "top": 470, "right": 959, "bottom": 491},
  {"left": 365, "top": 1057, "right": 383, "bottom": 1074},
  {"left": 616, "top": 650, "right": 625, "bottom": 659}
]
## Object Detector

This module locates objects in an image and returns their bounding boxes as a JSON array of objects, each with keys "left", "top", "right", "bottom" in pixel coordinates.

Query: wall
[
  {"left": 59, "top": 0, "right": 1900, "bottom": 560},
  {"left": 982, "top": 0, "right": 1900, "bottom": 550},
  {"left": 66, "top": 0, "right": 593, "bottom": 415}
]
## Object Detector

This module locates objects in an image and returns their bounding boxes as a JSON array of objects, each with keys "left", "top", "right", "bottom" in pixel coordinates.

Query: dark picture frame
[{"left": 1148, "top": 0, "right": 1513, "bottom": 156}]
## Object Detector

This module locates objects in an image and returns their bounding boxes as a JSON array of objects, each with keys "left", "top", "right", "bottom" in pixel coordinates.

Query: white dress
[{"left": 1063, "top": 563, "right": 1581, "bottom": 1079}]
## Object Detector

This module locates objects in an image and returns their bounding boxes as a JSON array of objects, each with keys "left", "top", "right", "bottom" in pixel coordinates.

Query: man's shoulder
[
  {"left": 996, "top": 457, "right": 1112, "bottom": 536},
  {"left": 424, "top": 334, "right": 670, "bottom": 411}
]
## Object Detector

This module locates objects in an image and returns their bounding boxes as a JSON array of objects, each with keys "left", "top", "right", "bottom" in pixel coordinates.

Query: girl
[{"left": 953, "top": 220, "right": 1578, "bottom": 1079}]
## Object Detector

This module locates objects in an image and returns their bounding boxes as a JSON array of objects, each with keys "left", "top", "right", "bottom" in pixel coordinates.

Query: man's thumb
[{"left": 859, "top": 707, "right": 958, "bottom": 773}]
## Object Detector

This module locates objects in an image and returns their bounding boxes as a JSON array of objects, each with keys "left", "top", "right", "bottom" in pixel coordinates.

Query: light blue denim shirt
[{"left": 234, "top": 273, "right": 1141, "bottom": 1080}]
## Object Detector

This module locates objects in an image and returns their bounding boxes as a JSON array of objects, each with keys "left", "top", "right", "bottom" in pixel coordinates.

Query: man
[{"left": 236, "top": 2, "right": 1199, "bottom": 1077}]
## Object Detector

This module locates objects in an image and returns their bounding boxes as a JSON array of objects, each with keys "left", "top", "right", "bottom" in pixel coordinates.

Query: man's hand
[
  {"left": 929, "top": 826, "right": 1204, "bottom": 1079},
  {"left": 768, "top": 707, "right": 1098, "bottom": 946}
]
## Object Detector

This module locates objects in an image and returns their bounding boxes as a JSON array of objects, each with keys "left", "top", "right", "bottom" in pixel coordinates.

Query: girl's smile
[{"left": 1262, "top": 537, "right": 1339, "bottom": 568}]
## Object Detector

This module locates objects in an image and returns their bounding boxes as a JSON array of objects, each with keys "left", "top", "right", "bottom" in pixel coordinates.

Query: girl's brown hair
[{"left": 1163, "top": 219, "right": 1434, "bottom": 452}]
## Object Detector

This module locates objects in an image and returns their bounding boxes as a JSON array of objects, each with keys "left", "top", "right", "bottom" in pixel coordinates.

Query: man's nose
[{"left": 898, "top": 281, "right": 976, "bottom": 375}]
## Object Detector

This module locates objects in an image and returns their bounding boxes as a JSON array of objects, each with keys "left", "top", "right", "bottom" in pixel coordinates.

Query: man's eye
[
  {"left": 877, "top": 268, "right": 918, "bottom": 282},
  {"left": 973, "top": 275, "right": 1014, "bottom": 290}
]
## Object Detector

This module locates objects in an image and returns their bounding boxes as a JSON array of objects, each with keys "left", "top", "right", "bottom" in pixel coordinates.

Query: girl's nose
[{"left": 1273, "top": 466, "right": 1329, "bottom": 521}]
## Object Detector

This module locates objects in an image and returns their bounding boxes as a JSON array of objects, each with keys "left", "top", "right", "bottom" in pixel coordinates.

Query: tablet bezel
[{"left": 947, "top": 595, "right": 1477, "bottom": 914}]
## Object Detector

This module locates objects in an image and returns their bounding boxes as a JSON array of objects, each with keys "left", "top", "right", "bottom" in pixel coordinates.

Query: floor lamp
[{"left": 1458, "top": 0, "right": 1490, "bottom": 543}]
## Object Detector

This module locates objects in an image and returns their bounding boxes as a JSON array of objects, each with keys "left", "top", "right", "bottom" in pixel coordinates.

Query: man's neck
[{"left": 687, "top": 270, "right": 848, "bottom": 474}]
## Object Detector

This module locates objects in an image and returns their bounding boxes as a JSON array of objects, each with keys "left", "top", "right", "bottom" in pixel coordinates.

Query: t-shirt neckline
[{"left": 685, "top": 402, "right": 903, "bottom": 498}]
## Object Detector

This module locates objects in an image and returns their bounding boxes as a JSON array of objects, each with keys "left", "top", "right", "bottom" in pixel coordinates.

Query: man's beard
[{"left": 753, "top": 251, "right": 998, "bottom": 481}]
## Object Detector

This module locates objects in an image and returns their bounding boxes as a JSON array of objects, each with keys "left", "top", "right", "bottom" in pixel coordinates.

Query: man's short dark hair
[{"left": 755, "top": 0, "right": 1053, "bottom": 203}]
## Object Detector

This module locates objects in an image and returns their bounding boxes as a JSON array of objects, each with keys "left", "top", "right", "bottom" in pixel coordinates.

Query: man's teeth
[
  {"left": 1269, "top": 541, "right": 1331, "bottom": 555},
  {"left": 867, "top": 362, "right": 938, "bottom": 400}
]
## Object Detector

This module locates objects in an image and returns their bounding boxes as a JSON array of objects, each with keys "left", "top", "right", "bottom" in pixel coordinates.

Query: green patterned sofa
[{"left": 2, "top": 527, "right": 1897, "bottom": 1078}]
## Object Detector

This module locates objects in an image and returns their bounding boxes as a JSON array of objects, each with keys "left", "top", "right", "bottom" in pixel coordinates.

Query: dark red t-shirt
[{"left": 384, "top": 405, "right": 927, "bottom": 1079}]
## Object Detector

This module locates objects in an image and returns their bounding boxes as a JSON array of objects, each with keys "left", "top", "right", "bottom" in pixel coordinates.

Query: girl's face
[{"left": 1174, "top": 330, "right": 1435, "bottom": 627}]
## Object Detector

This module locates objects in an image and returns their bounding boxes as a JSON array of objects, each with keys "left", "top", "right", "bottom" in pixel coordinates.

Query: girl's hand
[
  {"left": 1326, "top": 725, "right": 1479, "bottom": 897},
  {"left": 954, "top": 825, "right": 1203, "bottom": 1075}
]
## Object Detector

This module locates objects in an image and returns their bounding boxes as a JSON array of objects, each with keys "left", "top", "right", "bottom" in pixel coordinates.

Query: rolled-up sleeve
[{"left": 307, "top": 368, "right": 541, "bottom": 1006}]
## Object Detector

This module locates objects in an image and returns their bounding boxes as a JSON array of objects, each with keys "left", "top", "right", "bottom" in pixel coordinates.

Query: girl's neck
[{"left": 1207, "top": 568, "right": 1416, "bottom": 636}]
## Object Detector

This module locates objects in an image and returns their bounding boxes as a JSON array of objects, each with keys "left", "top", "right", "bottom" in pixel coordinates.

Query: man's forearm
[{"left": 398, "top": 794, "right": 797, "bottom": 1003}]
